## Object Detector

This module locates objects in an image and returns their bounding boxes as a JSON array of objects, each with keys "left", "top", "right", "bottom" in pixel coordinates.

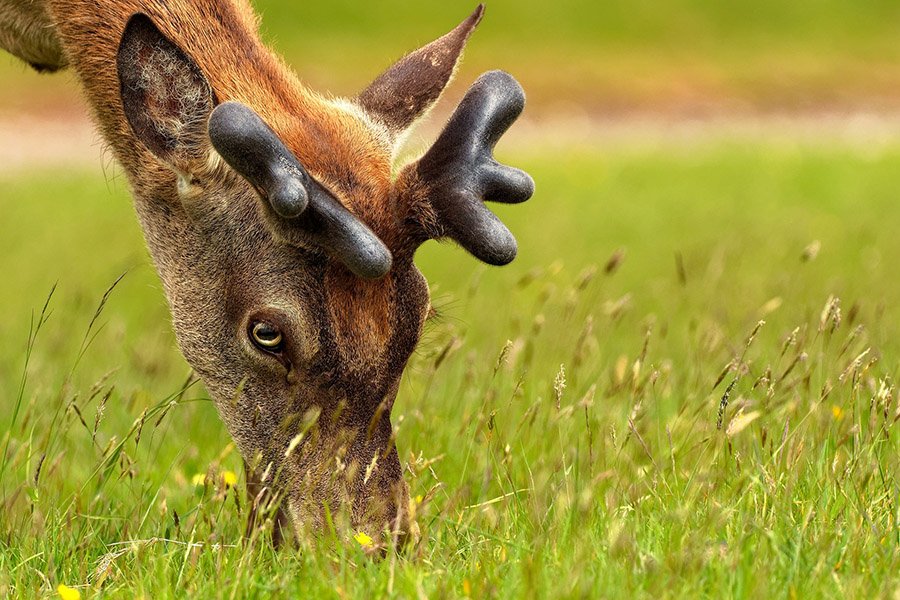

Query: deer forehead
[{"left": 246, "top": 97, "right": 394, "bottom": 196}]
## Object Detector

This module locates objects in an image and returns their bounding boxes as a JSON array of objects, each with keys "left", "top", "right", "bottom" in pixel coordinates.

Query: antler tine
[
  {"left": 416, "top": 70, "right": 535, "bottom": 266},
  {"left": 209, "top": 101, "right": 392, "bottom": 279},
  {"left": 208, "top": 101, "right": 309, "bottom": 219}
]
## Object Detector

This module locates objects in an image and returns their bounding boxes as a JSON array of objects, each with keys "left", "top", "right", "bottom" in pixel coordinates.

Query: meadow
[
  {"left": 2, "top": 0, "right": 900, "bottom": 598},
  {"left": 1, "top": 142, "right": 898, "bottom": 597}
]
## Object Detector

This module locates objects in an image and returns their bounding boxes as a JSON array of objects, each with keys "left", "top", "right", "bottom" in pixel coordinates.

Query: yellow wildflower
[
  {"left": 222, "top": 470, "right": 238, "bottom": 487},
  {"left": 57, "top": 584, "right": 81, "bottom": 600},
  {"left": 354, "top": 531, "right": 374, "bottom": 548},
  {"left": 192, "top": 470, "right": 237, "bottom": 487},
  {"left": 832, "top": 405, "right": 844, "bottom": 421}
]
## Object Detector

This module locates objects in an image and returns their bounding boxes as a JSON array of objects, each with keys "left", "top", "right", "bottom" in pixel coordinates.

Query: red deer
[{"left": 0, "top": 0, "right": 534, "bottom": 548}]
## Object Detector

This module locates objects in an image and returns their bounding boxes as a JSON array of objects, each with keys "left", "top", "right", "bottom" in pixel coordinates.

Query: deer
[{"left": 0, "top": 0, "right": 534, "bottom": 549}]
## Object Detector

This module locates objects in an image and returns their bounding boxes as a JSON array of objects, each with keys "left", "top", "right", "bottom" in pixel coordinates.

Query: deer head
[{"left": 35, "top": 1, "right": 533, "bottom": 547}]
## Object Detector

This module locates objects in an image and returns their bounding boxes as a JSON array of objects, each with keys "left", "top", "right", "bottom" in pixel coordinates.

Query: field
[
  {"left": 2, "top": 1, "right": 900, "bottom": 598},
  {"left": 2, "top": 144, "right": 899, "bottom": 597}
]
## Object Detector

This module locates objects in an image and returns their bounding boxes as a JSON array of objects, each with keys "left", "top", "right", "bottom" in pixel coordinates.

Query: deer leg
[{"left": 0, "top": 0, "right": 67, "bottom": 71}]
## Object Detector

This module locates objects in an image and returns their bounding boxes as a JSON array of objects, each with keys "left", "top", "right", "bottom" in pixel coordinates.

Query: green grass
[{"left": 0, "top": 141, "right": 899, "bottom": 597}]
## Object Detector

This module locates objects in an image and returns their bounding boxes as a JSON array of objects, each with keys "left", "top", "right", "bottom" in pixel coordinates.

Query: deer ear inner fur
[{"left": 117, "top": 13, "right": 215, "bottom": 170}]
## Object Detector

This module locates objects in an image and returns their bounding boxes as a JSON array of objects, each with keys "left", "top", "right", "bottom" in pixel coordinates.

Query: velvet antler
[
  {"left": 407, "top": 70, "right": 534, "bottom": 265},
  {"left": 208, "top": 101, "right": 392, "bottom": 279}
]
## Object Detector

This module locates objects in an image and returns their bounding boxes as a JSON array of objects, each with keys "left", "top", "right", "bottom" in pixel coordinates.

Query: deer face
[{"left": 115, "top": 6, "right": 533, "bottom": 546}]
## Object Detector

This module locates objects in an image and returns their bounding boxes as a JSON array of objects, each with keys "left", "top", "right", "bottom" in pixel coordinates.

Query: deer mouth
[{"left": 239, "top": 394, "right": 413, "bottom": 550}]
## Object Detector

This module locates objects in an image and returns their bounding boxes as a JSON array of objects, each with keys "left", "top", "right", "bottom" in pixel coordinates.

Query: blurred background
[
  {"left": 6, "top": 1, "right": 900, "bottom": 107},
  {"left": 4, "top": 1, "right": 900, "bottom": 165}
]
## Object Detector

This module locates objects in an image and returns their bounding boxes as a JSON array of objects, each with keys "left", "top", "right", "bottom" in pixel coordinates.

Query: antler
[
  {"left": 208, "top": 101, "right": 392, "bottom": 279},
  {"left": 412, "top": 70, "right": 535, "bottom": 265}
]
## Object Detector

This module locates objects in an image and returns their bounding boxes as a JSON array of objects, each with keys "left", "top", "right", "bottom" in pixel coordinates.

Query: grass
[{"left": 0, "top": 140, "right": 898, "bottom": 597}]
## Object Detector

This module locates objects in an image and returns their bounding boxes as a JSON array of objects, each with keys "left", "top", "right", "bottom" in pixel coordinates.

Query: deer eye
[{"left": 249, "top": 321, "right": 284, "bottom": 352}]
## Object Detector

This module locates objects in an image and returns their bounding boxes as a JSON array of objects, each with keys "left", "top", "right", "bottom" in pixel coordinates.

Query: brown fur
[
  {"left": 0, "top": 0, "right": 67, "bottom": 70},
  {"left": 1, "top": 0, "right": 486, "bottom": 546}
]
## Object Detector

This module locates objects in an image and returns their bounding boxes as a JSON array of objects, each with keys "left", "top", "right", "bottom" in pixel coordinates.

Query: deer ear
[
  {"left": 117, "top": 13, "right": 214, "bottom": 170},
  {"left": 357, "top": 5, "right": 483, "bottom": 135}
]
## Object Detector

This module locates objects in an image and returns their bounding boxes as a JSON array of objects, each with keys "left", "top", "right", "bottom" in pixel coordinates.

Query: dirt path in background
[
  {"left": 4, "top": 105, "right": 900, "bottom": 175},
  {"left": 0, "top": 111, "right": 99, "bottom": 173}
]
